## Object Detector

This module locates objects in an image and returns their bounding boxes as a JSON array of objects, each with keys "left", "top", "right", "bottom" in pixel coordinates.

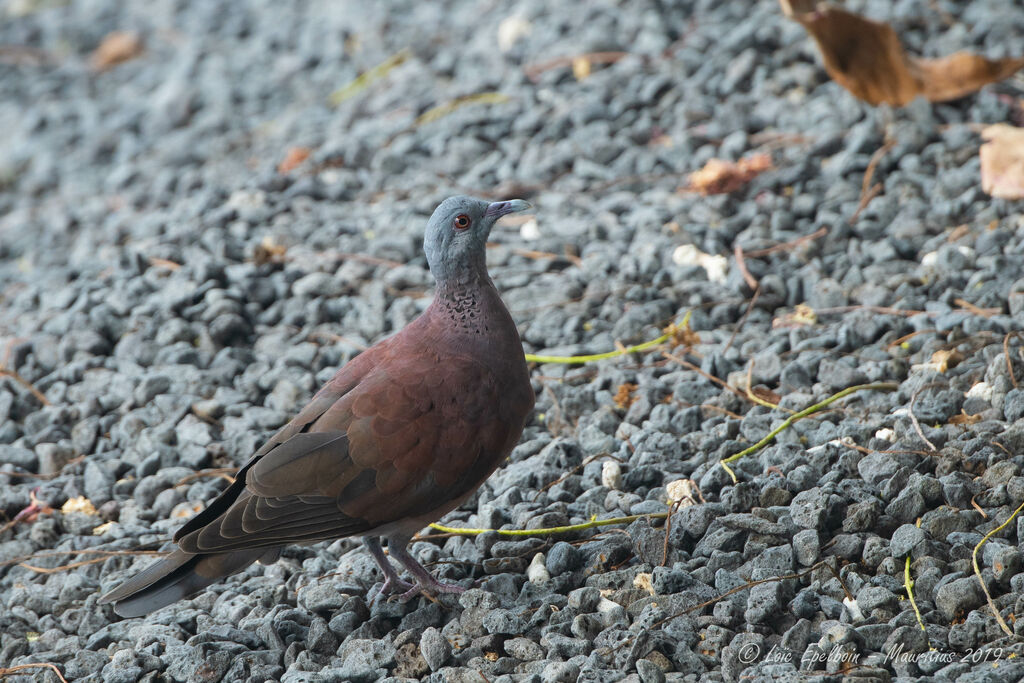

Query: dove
[{"left": 100, "top": 196, "right": 535, "bottom": 617}]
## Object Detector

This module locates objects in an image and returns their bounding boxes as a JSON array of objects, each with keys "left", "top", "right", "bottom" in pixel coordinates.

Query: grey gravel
[{"left": 2, "top": 0, "right": 1024, "bottom": 682}]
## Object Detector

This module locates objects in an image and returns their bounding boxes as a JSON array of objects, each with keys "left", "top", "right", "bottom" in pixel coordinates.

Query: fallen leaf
[
  {"left": 93, "top": 521, "right": 116, "bottom": 535},
  {"left": 61, "top": 496, "right": 97, "bottom": 516},
  {"left": 633, "top": 572, "right": 655, "bottom": 595},
  {"left": 668, "top": 319, "right": 700, "bottom": 349},
  {"left": 781, "top": 1, "right": 1024, "bottom": 106},
  {"left": 930, "top": 349, "right": 964, "bottom": 373},
  {"left": 751, "top": 386, "right": 784, "bottom": 405},
  {"left": 91, "top": 31, "right": 144, "bottom": 71},
  {"left": 614, "top": 383, "right": 639, "bottom": 410},
  {"left": 980, "top": 124, "right": 1024, "bottom": 200},
  {"left": 949, "top": 410, "right": 983, "bottom": 426},
  {"left": 415, "top": 92, "right": 510, "bottom": 126},
  {"left": 252, "top": 236, "right": 288, "bottom": 265},
  {"left": 328, "top": 49, "right": 409, "bottom": 106},
  {"left": 685, "top": 154, "right": 773, "bottom": 195},
  {"left": 772, "top": 303, "right": 818, "bottom": 329},
  {"left": 277, "top": 146, "right": 312, "bottom": 174},
  {"left": 148, "top": 257, "right": 181, "bottom": 271},
  {"left": 172, "top": 501, "right": 205, "bottom": 518},
  {"left": 572, "top": 56, "right": 592, "bottom": 80}
]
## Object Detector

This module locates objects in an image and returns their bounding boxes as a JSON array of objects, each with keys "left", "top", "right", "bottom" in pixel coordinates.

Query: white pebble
[
  {"left": 844, "top": 596, "right": 866, "bottom": 622},
  {"left": 672, "top": 244, "right": 728, "bottom": 283},
  {"left": 666, "top": 478, "right": 696, "bottom": 505},
  {"left": 497, "top": 15, "right": 531, "bottom": 52},
  {"left": 601, "top": 460, "right": 623, "bottom": 490},
  {"left": 527, "top": 552, "right": 550, "bottom": 584},
  {"left": 519, "top": 218, "right": 541, "bottom": 241},
  {"left": 966, "top": 382, "right": 993, "bottom": 401}
]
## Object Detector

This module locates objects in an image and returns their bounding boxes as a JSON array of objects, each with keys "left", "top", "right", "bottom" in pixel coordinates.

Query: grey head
[{"left": 423, "top": 195, "right": 531, "bottom": 284}]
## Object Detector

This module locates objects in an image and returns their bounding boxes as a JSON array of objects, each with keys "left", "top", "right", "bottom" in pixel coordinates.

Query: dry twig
[
  {"left": 0, "top": 663, "right": 69, "bottom": 683},
  {"left": 733, "top": 244, "right": 759, "bottom": 291},
  {"left": 972, "top": 499, "right": 1024, "bottom": 636},
  {"left": 1004, "top": 331, "right": 1023, "bottom": 389},
  {"left": 724, "top": 287, "right": 761, "bottom": 354},
  {"left": 524, "top": 51, "right": 629, "bottom": 81},
  {"left": 0, "top": 338, "right": 50, "bottom": 407},
  {"left": 908, "top": 383, "right": 940, "bottom": 452},
  {"left": 743, "top": 227, "right": 828, "bottom": 258}
]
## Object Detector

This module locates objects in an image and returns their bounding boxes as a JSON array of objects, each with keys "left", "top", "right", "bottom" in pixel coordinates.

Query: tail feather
[{"left": 99, "top": 548, "right": 267, "bottom": 618}]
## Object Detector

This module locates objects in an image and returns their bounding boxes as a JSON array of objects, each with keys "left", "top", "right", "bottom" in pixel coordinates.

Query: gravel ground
[{"left": 3, "top": 0, "right": 1024, "bottom": 681}]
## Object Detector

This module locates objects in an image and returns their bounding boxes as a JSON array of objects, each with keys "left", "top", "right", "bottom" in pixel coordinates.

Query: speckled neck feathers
[{"left": 433, "top": 272, "right": 496, "bottom": 336}]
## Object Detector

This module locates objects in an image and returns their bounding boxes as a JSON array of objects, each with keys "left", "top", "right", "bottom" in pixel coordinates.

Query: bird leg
[
  {"left": 362, "top": 537, "right": 414, "bottom": 600},
  {"left": 385, "top": 535, "right": 467, "bottom": 602}
]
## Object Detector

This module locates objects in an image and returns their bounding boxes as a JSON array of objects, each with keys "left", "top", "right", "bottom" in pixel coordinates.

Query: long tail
[{"left": 98, "top": 547, "right": 270, "bottom": 618}]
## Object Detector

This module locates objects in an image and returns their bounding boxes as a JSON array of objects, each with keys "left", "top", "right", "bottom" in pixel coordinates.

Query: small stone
[
  {"left": 935, "top": 577, "right": 985, "bottom": 621},
  {"left": 541, "top": 661, "right": 580, "bottom": 683},
  {"left": 546, "top": 541, "right": 580, "bottom": 576},
  {"left": 790, "top": 488, "right": 843, "bottom": 530},
  {"left": 0, "top": 444, "right": 38, "bottom": 471},
  {"left": 567, "top": 586, "right": 601, "bottom": 613},
  {"left": 540, "top": 632, "right": 590, "bottom": 658},
  {"left": 637, "top": 658, "right": 666, "bottom": 683},
  {"left": 602, "top": 460, "right": 623, "bottom": 489},
  {"left": 527, "top": 552, "right": 550, "bottom": 584},
  {"left": 420, "top": 626, "right": 450, "bottom": 672},
  {"left": 482, "top": 608, "right": 525, "bottom": 635},
  {"left": 505, "top": 636, "right": 544, "bottom": 660},
  {"left": 134, "top": 374, "right": 171, "bottom": 404},
  {"left": 793, "top": 529, "right": 820, "bottom": 566},
  {"left": 1004, "top": 388, "right": 1024, "bottom": 422}
]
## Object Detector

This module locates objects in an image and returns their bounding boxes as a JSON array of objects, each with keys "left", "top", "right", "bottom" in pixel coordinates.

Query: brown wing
[{"left": 175, "top": 347, "right": 522, "bottom": 554}]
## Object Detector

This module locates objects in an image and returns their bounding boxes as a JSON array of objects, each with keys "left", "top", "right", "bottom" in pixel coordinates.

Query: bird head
[{"left": 423, "top": 195, "right": 531, "bottom": 283}]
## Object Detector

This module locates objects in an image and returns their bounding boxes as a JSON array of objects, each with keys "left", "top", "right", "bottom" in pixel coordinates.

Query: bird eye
[{"left": 453, "top": 214, "right": 471, "bottom": 230}]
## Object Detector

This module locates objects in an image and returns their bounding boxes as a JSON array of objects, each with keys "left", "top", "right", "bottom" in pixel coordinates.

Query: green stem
[{"left": 718, "top": 382, "right": 898, "bottom": 482}]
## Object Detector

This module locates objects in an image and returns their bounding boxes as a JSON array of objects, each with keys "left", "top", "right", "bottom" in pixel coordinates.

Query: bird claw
[
  {"left": 397, "top": 579, "right": 467, "bottom": 603},
  {"left": 369, "top": 575, "right": 416, "bottom": 605}
]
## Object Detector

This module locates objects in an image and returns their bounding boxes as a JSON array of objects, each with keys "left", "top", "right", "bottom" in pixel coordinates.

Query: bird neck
[{"left": 431, "top": 270, "right": 504, "bottom": 337}]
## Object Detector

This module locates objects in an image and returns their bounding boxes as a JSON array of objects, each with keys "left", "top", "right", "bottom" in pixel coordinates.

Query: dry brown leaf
[
  {"left": 686, "top": 154, "right": 773, "bottom": 195},
  {"left": 782, "top": 2, "right": 1024, "bottom": 106},
  {"left": 278, "top": 146, "right": 312, "bottom": 174},
  {"left": 148, "top": 257, "right": 181, "bottom": 271},
  {"left": 613, "top": 383, "right": 639, "bottom": 410},
  {"left": 750, "top": 386, "right": 784, "bottom": 405},
  {"left": 172, "top": 501, "right": 205, "bottom": 518},
  {"left": 61, "top": 496, "right": 96, "bottom": 516},
  {"left": 980, "top": 124, "right": 1024, "bottom": 200},
  {"left": 92, "top": 521, "right": 115, "bottom": 535},
  {"left": 252, "top": 236, "right": 288, "bottom": 265},
  {"left": 949, "top": 410, "right": 983, "bottom": 426},
  {"left": 929, "top": 348, "right": 964, "bottom": 373},
  {"left": 91, "top": 31, "right": 144, "bottom": 71},
  {"left": 572, "top": 56, "right": 592, "bottom": 80},
  {"left": 670, "top": 321, "right": 700, "bottom": 349},
  {"left": 772, "top": 303, "right": 818, "bottom": 329},
  {"left": 633, "top": 572, "right": 655, "bottom": 595}
]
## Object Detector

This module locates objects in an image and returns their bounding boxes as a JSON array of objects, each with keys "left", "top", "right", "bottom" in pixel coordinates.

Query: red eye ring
[{"left": 453, "top": 214, "right": 471, "bottom": 230}]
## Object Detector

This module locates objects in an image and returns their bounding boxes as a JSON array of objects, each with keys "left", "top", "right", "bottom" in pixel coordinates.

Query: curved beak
[{"left": 485, "top": 199, "right": 532, "bottom": 219}]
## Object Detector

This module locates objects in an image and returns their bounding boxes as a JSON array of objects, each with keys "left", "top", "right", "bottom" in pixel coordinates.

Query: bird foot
[
  {"left": 397, "top": 578, "right": 467, "bottom": 603},
  {"left": 369, "top": 575, "right": 416, "bottom": 605}
]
